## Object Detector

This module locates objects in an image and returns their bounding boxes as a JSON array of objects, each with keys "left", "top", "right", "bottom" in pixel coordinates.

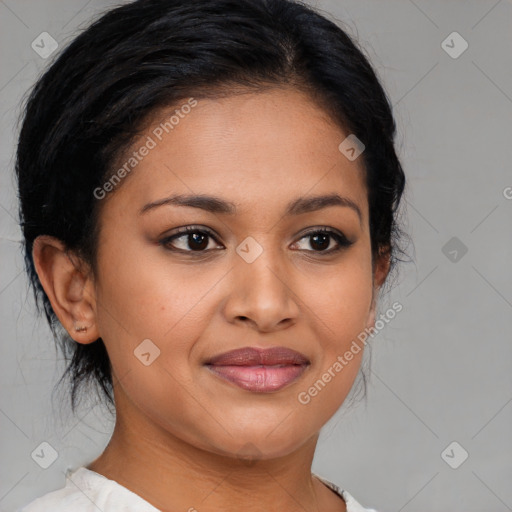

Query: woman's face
[{"left": 90, "top": 88, "right": 386, "bottom": 459}]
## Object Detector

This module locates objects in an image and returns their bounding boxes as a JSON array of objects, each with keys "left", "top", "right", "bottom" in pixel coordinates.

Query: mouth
[{"left": 204, "top": 346, "right": 310, "bottom": 393}]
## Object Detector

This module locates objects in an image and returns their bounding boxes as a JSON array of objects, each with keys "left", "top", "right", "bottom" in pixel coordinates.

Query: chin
[{"left": 199, "top": 426, "right": 310, "bottom": 462}]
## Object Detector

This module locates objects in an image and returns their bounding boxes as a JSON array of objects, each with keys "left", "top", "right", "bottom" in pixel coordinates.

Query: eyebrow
[{"left": 140, "top": 192, "right": 362, "bottom": 223}]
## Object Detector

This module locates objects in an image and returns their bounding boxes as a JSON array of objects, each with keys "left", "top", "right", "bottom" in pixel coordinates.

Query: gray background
[{"left": 1, "top": 1, "right": 511, "bottom": 511}]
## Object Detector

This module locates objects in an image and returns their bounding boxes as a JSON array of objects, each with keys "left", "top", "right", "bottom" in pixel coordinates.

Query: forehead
[{"left": 104, "top": 88, "right": 368, "bottom": 220}]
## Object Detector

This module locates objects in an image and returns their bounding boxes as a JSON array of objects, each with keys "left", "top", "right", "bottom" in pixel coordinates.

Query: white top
[{"left": 19, "top": 466, "right": 378, "bottom": 512}]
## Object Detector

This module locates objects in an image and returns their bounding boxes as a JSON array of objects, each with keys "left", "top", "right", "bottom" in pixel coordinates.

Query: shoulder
[
  {"left": 313, "top": 473, "right": 380, "bottom": 512},
  {"left": 341, "top": 489, "right": 380, "bottom": 512},
  {"left": 19, "top": 467, "right": 160, "bottom": 512}
]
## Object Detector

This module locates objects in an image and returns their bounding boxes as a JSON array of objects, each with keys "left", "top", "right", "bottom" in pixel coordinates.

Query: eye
[
  {"left": 159, "top": 226, "right": 353, "bottom": 256},
  {"left": 291, "top": 228, "right": 354, "bottom": 254},
  {"left": 160, "top": 226, "right": 223, "bottom": 253}
]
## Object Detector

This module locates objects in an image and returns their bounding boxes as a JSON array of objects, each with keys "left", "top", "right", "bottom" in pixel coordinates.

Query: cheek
[
  {"left": 92, "top": 246, "right": 216, "bottom": 424},
  {"left": 93, "top": 244, "right": 218, "bottom": 394},
  {"left": 293, "top": 281, "right": 371, "bottom": 431},
  {"left": 307, "top": 250, "right": 374, "bottom": 345},
  {"left": 95, "top": 240, "right": 214, "bottom": 339},
  {"left": 298, "top": 250, "right": 373, "bottom": 403}
]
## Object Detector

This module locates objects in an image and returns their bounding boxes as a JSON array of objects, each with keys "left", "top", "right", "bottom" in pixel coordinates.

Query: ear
[
  {"left": 32, "top": 235, "right": 100, "bottom": 344},
  {"left": 366, "top": 247, "right": 391, "bottom": 330}
]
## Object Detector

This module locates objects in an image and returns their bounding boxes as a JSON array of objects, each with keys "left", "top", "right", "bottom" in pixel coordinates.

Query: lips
[
  {"left": 205, "top": 346, "right": 310, "bottom": 366},
  {"left": 204, "top": 346, "right": 310, "bottom": 392}
]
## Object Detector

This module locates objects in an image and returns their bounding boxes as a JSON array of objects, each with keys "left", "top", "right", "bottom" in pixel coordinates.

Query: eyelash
[{"left": 159, "top": 225, "right": 354, "bottom": 256}]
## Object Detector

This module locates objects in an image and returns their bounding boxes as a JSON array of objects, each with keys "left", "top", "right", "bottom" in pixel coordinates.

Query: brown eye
[
  {"left": 292, "top": 228, "right": 353, "bottom": 254},
  {"left": 160, "top": 226, "right": 223, "bottom": 253}
]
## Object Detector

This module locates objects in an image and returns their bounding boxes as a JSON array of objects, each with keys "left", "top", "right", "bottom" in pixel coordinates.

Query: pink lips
[{"left": 204, "top": 347, "right": 310, "bottom": 393}]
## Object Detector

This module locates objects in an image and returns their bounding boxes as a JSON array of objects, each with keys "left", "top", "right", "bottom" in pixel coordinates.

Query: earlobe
[
  {"left": 32, "top": 235, "right": 100, "bottom": 344},
  {"left": 374, "top": 247, "right": 391, "bottom": 290},
  {"left": 366, "top": 248, "right": 391, "bottom": 330}
]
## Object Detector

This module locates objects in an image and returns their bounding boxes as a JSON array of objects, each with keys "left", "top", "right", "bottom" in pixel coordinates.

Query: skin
[{"left": 33, "top": 88, "right": 390, "bottom": 512}]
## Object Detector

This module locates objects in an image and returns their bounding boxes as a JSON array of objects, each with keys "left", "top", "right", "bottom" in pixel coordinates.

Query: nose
[{"left": 221, "top": 240, "right": 300, "bottom": 333}]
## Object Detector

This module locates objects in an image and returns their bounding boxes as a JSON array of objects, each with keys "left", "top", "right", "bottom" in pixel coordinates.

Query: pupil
[
  {"left": 189, "top": 233, "right": 208, "bottom": 250},
  {"left": 311, "top": 233, "right": 329, "bottom": 251}
]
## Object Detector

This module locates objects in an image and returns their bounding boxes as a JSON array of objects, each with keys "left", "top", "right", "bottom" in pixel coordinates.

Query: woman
[{"left": 16, "top": 0, "right": 406, "bottom": 510}]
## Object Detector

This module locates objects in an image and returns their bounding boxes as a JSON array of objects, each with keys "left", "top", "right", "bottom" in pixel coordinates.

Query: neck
[{"left": 87, "top": 393, "right": 345, "bottom": 511}]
